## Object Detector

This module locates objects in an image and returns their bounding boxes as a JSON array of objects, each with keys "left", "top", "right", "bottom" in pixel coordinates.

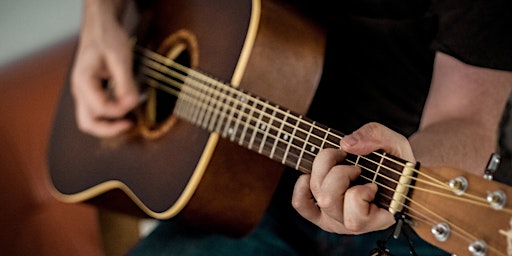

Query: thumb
[{"left": 340, "top": 122, "right": 415, "bottom": 162}]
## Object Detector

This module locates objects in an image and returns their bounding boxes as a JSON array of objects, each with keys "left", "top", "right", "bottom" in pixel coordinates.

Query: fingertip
[{"left": 340, "top": 133, "right": 358, "bottom": 150}]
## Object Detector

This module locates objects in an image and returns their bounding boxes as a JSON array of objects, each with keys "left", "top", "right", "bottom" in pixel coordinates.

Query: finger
[
  {"left": 104, "top": 33, "right": 139, "bottom": 110},
  {"left": 340, "top": 122, "right": 415, "bottom": 162},
  {"left": 292, "top": 174, "right": 321, "bottom": 221},
  {"left": 292, "top": 174, "right": 352, "bottom": 234},
  {"left": 309, "top": 148, "right": 346, "bottom": 192},
  {"left": 313, "top": 165, "right": 360, "bottom": 224},
  {"left": 343, "top": 183, "right": 395, "bottom": 234},
  {"left": 75, "top": 101, "right": 134, "bottom": 138}
]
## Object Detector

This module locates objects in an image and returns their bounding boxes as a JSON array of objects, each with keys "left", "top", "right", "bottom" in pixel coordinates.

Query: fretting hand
[{"left": 292, "top": 122, "right": 415, "bottom": 234}]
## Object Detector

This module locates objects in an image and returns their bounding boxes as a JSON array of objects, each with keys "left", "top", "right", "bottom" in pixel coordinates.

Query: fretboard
[
  {"left": 140, "top": 49, "right": 411, "bottom": 210},
  {"left": 174, "top": 75, "right": 343, "bottom": 174}
]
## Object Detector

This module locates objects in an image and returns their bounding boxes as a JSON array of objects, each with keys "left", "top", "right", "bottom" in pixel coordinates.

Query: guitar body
[{"left": 48, "top": 0, "right": 326, "bottom": 236}]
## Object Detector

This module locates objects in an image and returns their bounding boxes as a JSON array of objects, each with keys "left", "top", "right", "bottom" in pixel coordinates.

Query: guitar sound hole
[{"left": 137, "top": 29, "right": 199, "bottom": 139}]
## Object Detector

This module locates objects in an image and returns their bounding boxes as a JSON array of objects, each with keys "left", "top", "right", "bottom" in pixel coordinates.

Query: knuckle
[
  {"left": 315, "top": 194, "right": 336, "bottom": 209},
  {"left": 344, "top": 218, "right": 366, "bottom": 234}
]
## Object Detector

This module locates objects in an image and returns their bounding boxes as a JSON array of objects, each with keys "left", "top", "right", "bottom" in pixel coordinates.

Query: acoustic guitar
[{"left": 48, "top": 0, "right": 512, "bottom": 255}]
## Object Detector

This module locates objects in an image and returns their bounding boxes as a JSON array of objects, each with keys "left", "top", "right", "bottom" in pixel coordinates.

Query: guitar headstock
[{"left": 407, "top": 164, "right": 512, "bottom": 256}]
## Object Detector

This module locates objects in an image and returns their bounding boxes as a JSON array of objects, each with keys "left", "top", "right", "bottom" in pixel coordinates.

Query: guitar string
[
  {"left": 383, "top": 191, "right": 507, "bottom": 256},
  {"left": 137, "top": 47, "right": 504, "bottom": 205},
  {"left": 135, "top": 47, "right": 509, "bottom": 213},
  {"left": 137, "top": 49, "right": 452, "bottom": 190},
  {"left": 378, "top": 194, "right": 484, "bottom": 250},
  {"left": 140, "top": 62, "right": 508, "bottom": 216},
  {"left": 136, "top": 51, "right": 512, "bottom": 251}
]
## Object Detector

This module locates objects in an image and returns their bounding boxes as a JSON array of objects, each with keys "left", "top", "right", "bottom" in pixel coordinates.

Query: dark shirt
[{"left": 302, "top": 0, "right": 512, "bottom": 136}]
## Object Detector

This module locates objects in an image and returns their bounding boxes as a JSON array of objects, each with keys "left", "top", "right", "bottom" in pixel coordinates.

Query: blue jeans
[{"left": 127, "top": 170, "right": 449, "bottom": 256}]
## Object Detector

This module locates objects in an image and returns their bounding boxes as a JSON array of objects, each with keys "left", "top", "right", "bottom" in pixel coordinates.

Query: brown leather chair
[{"left": 0, "top": 36, "right": 104, "bottom": 256}]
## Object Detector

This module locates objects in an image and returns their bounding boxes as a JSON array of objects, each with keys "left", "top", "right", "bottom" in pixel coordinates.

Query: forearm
[
  {"left": 81, "top": 0, "right": 138, "bottom": 38},
  {"left": 408, "top": 52, "right": 512, "bottom": 176},
  {"left": 409, "top": 119, "right": 498, "bottom": 176},
  {"left": 82, "top": 0, "right": 128, "bottom": 20}
]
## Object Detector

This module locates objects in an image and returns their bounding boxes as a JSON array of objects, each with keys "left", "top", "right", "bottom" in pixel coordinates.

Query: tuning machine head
[{"left": 483, "top": 153, "right": 501, "bottom": 180}]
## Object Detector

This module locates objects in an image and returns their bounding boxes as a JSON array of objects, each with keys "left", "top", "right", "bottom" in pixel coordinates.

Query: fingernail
[{"left": 341, "top": 134, "right": 358, "bottom": 148}]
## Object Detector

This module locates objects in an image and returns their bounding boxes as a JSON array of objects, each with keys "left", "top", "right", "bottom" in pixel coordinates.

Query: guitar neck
[
  {"left": 176, "top": 77, "right": 341, "bottom": 174},
  {"left": 140, "top": 51, "right": 411, "bottom": 212}
]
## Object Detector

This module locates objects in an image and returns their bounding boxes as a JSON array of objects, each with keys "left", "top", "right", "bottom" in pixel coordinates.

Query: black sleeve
[{"left": 431, "top": 0, "right": 512, "bottom": 71}]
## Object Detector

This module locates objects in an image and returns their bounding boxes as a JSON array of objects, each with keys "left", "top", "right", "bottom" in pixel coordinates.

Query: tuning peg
[
  {"left": 483, "top": 153, "right": 501, "bottom": 180},
  {"left": 468, "top": 240, "right": 487, "bottom": 256}
]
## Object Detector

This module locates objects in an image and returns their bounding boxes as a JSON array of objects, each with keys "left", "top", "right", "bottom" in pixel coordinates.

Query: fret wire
[
  {"left": 281, "top": 115, "right": 300, "bottom": 165},
  {"left": 258, "top": 105, "right": 276, "bottom": 154},
  {"left": 271, "top": 110, "right": 289, "bottom": 160},
  {"left": 238, "top": 95, "right": 258, "bottom": 149},
  {"left": 248, "top": 98, "right": 265, "bottom": 149},
  {"left": 200, "top": 79, "right": 215, "bottom": 129},
  {"left": 203, "top": 80, "right": 220, "bottom": 130},
  {"left": 221, "top": 88, "right": 236, "bottom": 137},
  {"left": 228, "top": 94, "right": 244, "bottom": 141},
  {"left": 213, "top": 83, "right": 229, "bottom": 135},
  {"left": 207, "top": 80, "right": 223, "bottom": 132},
  {"left": 189, "top": 76, "right": 204, "bottom": 125},
  {"left": 194, "top": 78, "right": 207, "bottom": 127},
  {"left": 373, "top": 152, "right": 386, "bottom": 183},
  {"left": 296, "top": 121, "right": 315, "bottom": 170}
]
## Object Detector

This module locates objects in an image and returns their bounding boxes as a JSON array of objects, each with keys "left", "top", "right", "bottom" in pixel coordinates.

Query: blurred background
[
  {"left": 0, "top": 0, "right": 81, "bottom": 68},
  {"left": 0, "top": 1, "right": 511, "bottom": 255}
]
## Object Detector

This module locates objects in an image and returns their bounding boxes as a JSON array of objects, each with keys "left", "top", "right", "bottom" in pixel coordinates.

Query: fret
[
  {"left": 306, "top": 124, "right": 327, "bottom": 153},
  {"left": 282, "top": 115, "right": 301, "bottom": 165},
  {"left": 176, "top": 81, "right": 195, "bottom": 122},
  {"left": 258, "top": 105, "right": 277, "bottom": 155},
  {"left": 373, "top": 153, "right": 386, "bottom": 183},
  {"left": 207, "top": 82, "right": 224, "bottom": 132},
  {"left": 296, "top": 121, "right": 315, "bottom": 170},
  {"left": 190, "top": 80, "right": 205, "bottom": 126},
  {"left": 320, "top": 127, "right": 331, "bottom": 150},
  {"left": 250, "top": 100, "right": 268, "bottom": 149},
  {"left": 240, "top": 97, "right": 259, "bottom": 148},
  {"left": 200, "top": 81, "right": 216, "bottom": 129},
  {"left": 229, "top": 94, "right": 248, "bottom": 141},
  {"left": 213, "top": 85, "right": 230, "bottom": 134},
  {"left": 258, "top": 106, "right": 281, "bottom": 156},
  {"left": 221, "top": 88, "right": 237, "bottom": 137},
  {"left": 270, "top": 110, "right": 289, "bottom": 160},
  {"left": 347, "top": 152, "right": 407, "bottom": 209},
  {"left": 285, "top": 117, "right": 311, "bottom": 169}
]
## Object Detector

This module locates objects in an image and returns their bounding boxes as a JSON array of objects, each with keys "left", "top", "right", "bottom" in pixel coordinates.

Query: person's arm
[
  {"left": 71, "top": 0, "right": 139, "bottom": 138},
  {"left": 410, "top": 52, "right": 512, "bottom": 175},
  {"left": 292, "top": 51, "right": 512, "bottom": 234}
]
